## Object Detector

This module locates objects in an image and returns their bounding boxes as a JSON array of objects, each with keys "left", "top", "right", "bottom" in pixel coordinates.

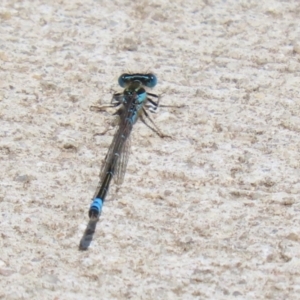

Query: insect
[{"left": 79, "top": 73, "right": 164, "bottom": 250}]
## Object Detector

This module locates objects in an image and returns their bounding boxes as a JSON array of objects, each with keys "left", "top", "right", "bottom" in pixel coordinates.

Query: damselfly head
[{"left": 118, "top": 73, "right": 157, "bottom": 88}]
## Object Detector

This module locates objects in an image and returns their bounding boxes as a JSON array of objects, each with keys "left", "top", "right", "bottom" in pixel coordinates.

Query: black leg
[{"left": 141, "top": 108, "right": 171, "bottom": 138}]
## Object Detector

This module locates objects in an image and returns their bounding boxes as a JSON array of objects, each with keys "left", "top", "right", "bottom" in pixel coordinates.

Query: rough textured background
[{"left": 1, "top": 0, "right": 300, "bottom": 299}]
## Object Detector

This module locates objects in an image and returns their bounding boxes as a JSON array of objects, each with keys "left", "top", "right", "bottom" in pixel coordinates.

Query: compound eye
[
  {"left": 146, "top": 74, "right": 157, "bottom": 88},
  {"left": 118, "top": 73, "right": 130, "bottom": 87}
]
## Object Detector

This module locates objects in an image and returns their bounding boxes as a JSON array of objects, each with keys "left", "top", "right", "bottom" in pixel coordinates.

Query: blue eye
[
  {"left": 118, "top": 73, "right": 129, "bottom": 88},
  {"left": 146, "top": 74, "right": 157, "bottom": 88},
  {"left": 118, "top": 73, "right": 157, "bottom": 88}
]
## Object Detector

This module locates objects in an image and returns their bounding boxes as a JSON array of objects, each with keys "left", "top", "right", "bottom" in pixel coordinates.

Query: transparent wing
[
  {"left": 114, "top": 133, "right": 131, "bottom": 185},
  {"left": 93, "top": 120, "right": 132, "bottom": 198},
  {"left": 93, "top": 125, "right": 119, "bottom": 199}
]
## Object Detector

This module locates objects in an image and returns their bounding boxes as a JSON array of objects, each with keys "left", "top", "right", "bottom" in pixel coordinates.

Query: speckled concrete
[{"left": 1, "top": 0, "right": 300, "bottom": 299}]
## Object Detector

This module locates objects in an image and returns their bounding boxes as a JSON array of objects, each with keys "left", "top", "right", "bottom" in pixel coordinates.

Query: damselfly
[{"left": 79, "top": 73, "right": 164, "bottom": 250}]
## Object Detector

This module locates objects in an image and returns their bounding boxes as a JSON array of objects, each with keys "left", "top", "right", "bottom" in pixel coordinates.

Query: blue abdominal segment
[{"left": 89, "top": 198, "right": 103, "bottom": 218}]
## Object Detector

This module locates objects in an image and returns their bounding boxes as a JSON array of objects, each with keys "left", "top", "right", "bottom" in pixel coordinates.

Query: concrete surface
[{"left": 1, "top": 0, "right": 300, "bottom": 299}]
